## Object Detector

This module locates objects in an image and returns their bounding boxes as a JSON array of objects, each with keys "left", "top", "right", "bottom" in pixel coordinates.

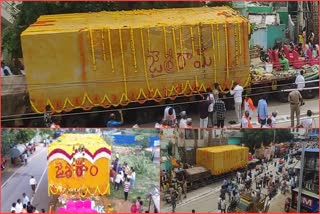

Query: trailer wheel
[
  {"left": 27, "top": 118, "right": 43, "bottom": 127},
  {"left": 278, "top": 87, "right": 291, "bottom": 103},
  {"left": 302, "top": 88, "right": 316, "bottom": 99},
  {"left": 136, "top": 109, "right": 155, "bottom": 124},
  {"left": 65, "top": 118, "right": 87, "bottom": 127}
]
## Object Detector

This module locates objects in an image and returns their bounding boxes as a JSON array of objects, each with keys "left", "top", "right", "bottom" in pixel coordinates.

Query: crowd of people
[
  {"left": 9, "top": 176, "right": 45, "bottom": 213},
  {"left": 110, "top": 157, "right": 136, "bottom": 200},
  {"left": 216, "top": 156, "right": 297, "bottom": 212},
  {"left": 110, "top": 155, "right": 149, "bottom": 213},
  {"left": 160, "top": 166, "right": 191, "bottom": 213},
  {"left": 1, "top": 59, "right": 25, "bottom": 76},
  {"left": 216, "top": 139, "right": 318, "bottom": 213},
  {"left": 156, "top": 75, "right": 315, "bottom": 130}
]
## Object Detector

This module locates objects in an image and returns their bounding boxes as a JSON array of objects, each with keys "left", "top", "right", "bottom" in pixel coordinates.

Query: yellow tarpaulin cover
[
  {"left": 21, "top": 6, "right": 250, "bottom": 113},
  {"left": 196, "top": 145, "right": 249, "bottom": 175},
  {"left": 47, "top": 134, "right": 111, "bottom": 196}
]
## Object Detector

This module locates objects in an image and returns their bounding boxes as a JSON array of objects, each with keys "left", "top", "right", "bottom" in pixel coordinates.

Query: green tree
[
  {"left": 135, "top": 135, "right": 150, "bottom": 149},
  {"left": 1, "top": 129, "right": 37, "bottom": 155},
  {"left": 206, "top": 1, "right": 232, "bottom": 7},
  {"left": 38, "top": 129, "right": 54, "bottom": 138},
  {"left": 241, "top": 129, "right": 294, "bottom": 153},
  {"left": 15, "top": 129, "right": 36, "bottom": 143}
]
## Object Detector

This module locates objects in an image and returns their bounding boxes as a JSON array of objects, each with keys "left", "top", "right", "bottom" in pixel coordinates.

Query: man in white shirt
[
  {"left": 230, "top": 82, "right": 244, "bottom": 123},
  {"left": 15, "top": 199, "right": 23, "bottom": 213},
  {"left": 206, "top": 88, "right": 216, "bottom": 127},
  {"left": 220, "top": 197, "right": 226, "bottom": 212},
  {"left": 301, "top": 110, "right": 313, "bottom": 128},
  {"left": 270, "top": 112, "right": 277, "bottom": 128},
  {"left": 11, "top": 203, "right": 16, "bottom": 212},
  {"left": 24, "top": 153, "right": 28, "bottom": 165},
  {"left": 179, "top": 111, "right": 188, "bottom": 128},
  {"left": 29, "top": 176, "right": 37, "bottom": 195},
  {"left": 130, "top": 168, "right": 136, "bottom": 189},
  {"left": 163, "top": 106, "right": 177, "bottom": 126},
  {"left": 295, "top": 70, "right": 305, "bottom": 91},
  {"left": 241, "top": 111, "right": 252, "bottom": 128},
  {"left": 22, "top": 193, "right": 30, "bottom": 206},
  {"left": 114, "top": 171, "right": 122, "bottom": 191}
]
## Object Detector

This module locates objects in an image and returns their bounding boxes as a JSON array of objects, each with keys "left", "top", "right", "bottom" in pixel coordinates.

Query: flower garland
[
  {"left": 29, "top": 68, "right": 252, "bottom": 114},
  {"left": 107, "top": 28, "right": 115, "bottom": 73},
  {"left": 78, "top": 28, "right": 86, "bottom": 81},
  {"left": 189, "top": 26, "right": 195, "bottom": 56},
  {"left": 172, "top": 27, "right": 179, "bottom": 72},
  {"left": 163, "top": 26, "right": 168, "bottom": 55},
  {"left": 234, "top": 23, "right": 239, "bottom": 65},
  {"left": 224, "top": 23, "right": 229, "bottom": 79},
  {"left": 147, "top": 27, "right": 151, "bottom": 52},
  {"left": 119, "top": 29, "right": 128, "bottom": 100},
  {"left": 130, "top": 28, "right": 138, "bottom": 73},
  {"left": 210, "top": 24, "right": 217, "bottom": 82},
  {"left": 140, "top": 28, "right": 151, "bottom": 91},
  {"left": 238, "top": 22, "right": 241, "bottom": 56},
  {"left": 217, "top": 24, "right": 221, "bottom": 62},
  {"left": 89, "top": 27, "right": 96, "bottom": 71},
  {"left": 101, "top": 29, "right": 106, "bottom": 61},
  {"left": 179, "top": 26, "right": 183, "bottom": 56},
  {"left": 194, "top": 75, "right": 199, "bottom": 92},
  {"left": 197, "top": 25, "right": 202, "bottom": 67},
  {"left": 242, "top": 22, "right": 247, "bottom": 66}
]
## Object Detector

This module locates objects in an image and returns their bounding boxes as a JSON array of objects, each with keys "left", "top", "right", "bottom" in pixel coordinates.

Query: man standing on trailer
[
  {"left": 295, "top": 70, "right": 305, "bottom": 91},
  {"left": 230, "top": 82, "right": 244, "bottom": 124},
  {"left": 207, "top": 88, "right": 216, "bottom": 128},
  {"left": 199, "top": 95, "right": 211, "bottom": 128}
]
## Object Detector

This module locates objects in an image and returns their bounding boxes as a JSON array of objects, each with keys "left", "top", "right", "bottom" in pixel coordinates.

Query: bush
[{"left": 120, "top": 152, "right": 158, "bottom": 178}]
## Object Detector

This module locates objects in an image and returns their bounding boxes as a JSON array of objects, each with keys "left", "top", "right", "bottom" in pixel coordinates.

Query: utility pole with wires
[
  {"left": 296, "top": 1, "right": 304, "bottom": 43},
  {"left": 297, "top": 133, "right": 307, "bottom": 212}
]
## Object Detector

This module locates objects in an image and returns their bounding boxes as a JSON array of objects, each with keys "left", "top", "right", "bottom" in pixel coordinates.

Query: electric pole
[{"left": 297, "top": 135, "right": 307, "bottom": 212}]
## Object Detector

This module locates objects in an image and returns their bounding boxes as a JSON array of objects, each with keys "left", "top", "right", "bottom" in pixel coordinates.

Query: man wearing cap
[{"left": 179, "top": 111, "right": 188, "bottom": 128}]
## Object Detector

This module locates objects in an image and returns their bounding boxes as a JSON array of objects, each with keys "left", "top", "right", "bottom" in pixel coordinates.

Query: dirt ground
[
  {"left": 112, "top": 145, "right": 144, "bottom": 156},
  {"left": 109, "top": 198, "right": 132, "bottom": 213}
]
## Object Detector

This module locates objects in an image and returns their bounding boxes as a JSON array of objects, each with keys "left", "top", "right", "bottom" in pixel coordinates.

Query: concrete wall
[{"left": 251, "top": 27, "right": 267, "bottom": 49}]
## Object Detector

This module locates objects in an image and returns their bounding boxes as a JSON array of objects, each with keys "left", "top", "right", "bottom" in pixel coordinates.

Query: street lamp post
[{"left": 297, "top": 136, "right": 307, "bottom": 212}]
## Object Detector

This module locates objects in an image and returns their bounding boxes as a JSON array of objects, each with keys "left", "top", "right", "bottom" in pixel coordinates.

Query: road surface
[
  {"left": 160, "top": 152, "right": 310, "bottom": 212},
  {"left": 161, "top": 179, "right": 223, "bottom": 212},
  {"left": 1, "top": 145, "right": 48, "bottom": 212}
]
